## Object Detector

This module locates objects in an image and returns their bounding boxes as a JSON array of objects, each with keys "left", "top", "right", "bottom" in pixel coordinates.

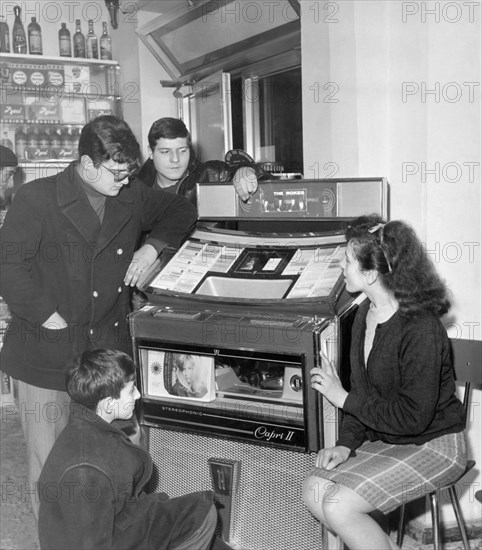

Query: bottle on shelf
[
  {"left": 14, "top": 127, "right": 27, "bottom": 160},
  {"left": 73, "top": 19, "right": 86, "bottom": 58},
  {"left": 26, "top": 127, "right": 39, "bottom": 160},
  {"left": 70, "top": 128, "right": 80, "bottom": 156},
  {"left": 58, "top": 22, "right": 72, "bottom": 57},
  {"left": 100, "top": 21, "right": 112, "bottom": 60},
  {"left": 12, "top": 5, "right": 27, "bottom": 54},
  {"left": 1, "top": 131, "right": 14, "bottom": 150},
  {"left": 0, "top": 15, "right": 10, "bottom": 53},
  {"left": 86, "top": 20, "right": 99, "bottom": 59},
  {"left": 37, "top": 127, "right": 50, "bottom": 159},
  {"left": 60, "top": 128, "right": 73, "bottom": 159},
  {"left": 27, "top": 16, "right": 42, "bottom": 55},
  {"left": 49, "top": 128, "right": 61, "bottom": 159}
]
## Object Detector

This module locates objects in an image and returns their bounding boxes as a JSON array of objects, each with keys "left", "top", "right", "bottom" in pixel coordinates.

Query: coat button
[
  {"left": 93, "top": 291, "right": 99, "bottom": 298},
  {"left": 117, "top": 248, "right": 123, "bottom": 255}
]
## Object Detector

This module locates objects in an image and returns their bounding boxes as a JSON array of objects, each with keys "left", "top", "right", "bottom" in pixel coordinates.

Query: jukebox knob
[{"left": 290, "top": 374, "right": 303, "bottom": 392}]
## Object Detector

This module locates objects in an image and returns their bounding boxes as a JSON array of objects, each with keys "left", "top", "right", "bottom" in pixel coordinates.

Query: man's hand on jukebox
[
  {"left": 124, "top": 243, "right": 159, "bottom": 287},
  {"left": 232, "top": 166, "right": 258, "bottom": 201}
]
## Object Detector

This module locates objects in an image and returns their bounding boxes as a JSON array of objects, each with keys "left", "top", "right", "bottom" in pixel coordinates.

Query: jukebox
[{"left": 129, "top": 178, "right": 388, "bottom": 550}]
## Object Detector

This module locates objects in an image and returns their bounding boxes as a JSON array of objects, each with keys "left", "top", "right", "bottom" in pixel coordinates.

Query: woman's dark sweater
[{"left": 337, "top": 300, "right": 465, "bottom": 451}]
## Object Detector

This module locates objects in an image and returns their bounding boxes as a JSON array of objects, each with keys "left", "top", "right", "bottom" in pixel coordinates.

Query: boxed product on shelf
[
  {"left": 64, "top": 64, "right": 90, "bottom": 94},
  {"left": 25, "top": 97, "right": 61, "bottom": 124},
  {"left": 2, "top": 62, "right": 64, "bottom": 89},
  {"left": 1, "top": 99, "right": 26, "bottom": 123},
  {"left": 60, "top": 97, "right": 86, "bottom": 124},
  {"left": 87, "top": 99, "right": 114, "bottom": 120}
]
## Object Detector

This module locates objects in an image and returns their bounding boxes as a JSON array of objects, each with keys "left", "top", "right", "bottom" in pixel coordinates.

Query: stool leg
[
  {"left": 397, "top": 504, "right": 406, "bottom": 547},
  {"left": 448, "top": 485, "right": 471, "bottom": 550},
  {"left": 430, "top": 492, "right": 441, "bottom": 550}
]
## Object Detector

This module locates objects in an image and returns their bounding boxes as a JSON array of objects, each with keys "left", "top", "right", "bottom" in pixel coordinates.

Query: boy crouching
[{"left": 38, "top": 349, "right": 217, "bottom": 550}]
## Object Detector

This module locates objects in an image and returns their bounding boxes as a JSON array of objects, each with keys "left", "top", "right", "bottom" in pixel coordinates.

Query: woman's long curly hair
[{"left": 345, "top": 214, "right": 451, "bottom": 318}]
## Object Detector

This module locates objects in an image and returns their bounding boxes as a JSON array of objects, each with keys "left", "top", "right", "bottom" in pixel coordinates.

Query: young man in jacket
[
  {"left": 0, "top": 116, "right": 197, "bottom": 518},
  {"left": 137, "top": 117, "right": 262, "bottom": 204},
  {"left": 38, "top": 348, "right": 217, "bottom": 550}
]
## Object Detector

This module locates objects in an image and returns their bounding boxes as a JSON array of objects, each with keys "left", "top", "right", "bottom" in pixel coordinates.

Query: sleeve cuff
[
  {"left": 144, "top": 238, "right": 169, "bottom": 256},
  {"left": 343, "top": 391, "right": 362, "bottom": 417}
]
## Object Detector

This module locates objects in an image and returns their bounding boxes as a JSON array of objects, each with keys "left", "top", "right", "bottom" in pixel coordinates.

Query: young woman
[
  {"left": 172, "top": 354, "right": 208, "bottom": 399},
  {"left": 302, "top": 215, "right": 467, "bottom": 550}
]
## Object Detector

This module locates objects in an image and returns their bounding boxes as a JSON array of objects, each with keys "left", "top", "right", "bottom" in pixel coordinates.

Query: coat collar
[
  {"left": 56, "top": 162, "right": 135, "bottom": 253},
  {"left": 69, "top": 401, "right": 131, "bottom": 439}
]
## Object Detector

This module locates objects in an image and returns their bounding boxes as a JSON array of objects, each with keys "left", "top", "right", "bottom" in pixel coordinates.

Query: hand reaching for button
[
  {"left": 310, "top": 349, "right": 348, "bottom": 409},
  {"left": 124, "top": 244, "right": 158, "bottom": 287}
]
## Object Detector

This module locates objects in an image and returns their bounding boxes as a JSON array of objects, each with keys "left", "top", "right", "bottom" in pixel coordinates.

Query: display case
[{"left": 0, "top": 53, "right": 121, "bottom": 166}]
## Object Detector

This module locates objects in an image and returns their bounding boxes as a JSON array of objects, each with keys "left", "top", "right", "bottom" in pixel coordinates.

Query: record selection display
[{"left": 149, "top": 235, "right": 345, "bottom": 300}]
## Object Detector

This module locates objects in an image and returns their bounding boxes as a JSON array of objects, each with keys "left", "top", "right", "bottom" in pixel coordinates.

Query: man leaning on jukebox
[{"left": 0, "top": 115, "right": 197, "bottom": 519}]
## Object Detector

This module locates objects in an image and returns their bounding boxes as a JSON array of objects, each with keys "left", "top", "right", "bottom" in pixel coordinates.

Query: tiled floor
[
  {"left": 0, "top": 404, "right": 40, "bottom": 550},
  {"left": 1, "top": 405, "right": 480, "bottom": 550}
]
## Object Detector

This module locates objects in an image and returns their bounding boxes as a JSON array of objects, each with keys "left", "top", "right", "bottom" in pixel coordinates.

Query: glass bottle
[
  {"left": 100, "top": 22, "right": 112, "bottom": 60},
  {"left": 58, "top": 23, "right": 72, "bottom": 57},
  {"left": 37, "top": 127, "right": 50, "bottom": 159},
  {"left": 49, "top": 128, "right": 61, "bottom": 159},
  {"left": 1, "top": 131, "right": 14, "bottom": 150},
  {"left": 27, "top": 16, "right": 42, "bottom": 55},
  {"left": 26, "top": 127, "right": 38, "bottom": 159},
  {"left": 12, "top": 5, "right": 27, "bottom": 54},
  {"left": 73, "top": 19, "right": 85, "bottom": 58},
  {"left": 15, "top": 127, "right": 27, "bottom": 159},
  {"left": 70, "top": 128, "right": 80, "bottom": 157},
  {"left": 86, "top": 20, "right": 98, "bottom": 59},
  {"left": 0, "top": 15, "right": 10, "bottom": 53},
  {"left": 60, "top": 128, "right": 73, "bottom": 159}
]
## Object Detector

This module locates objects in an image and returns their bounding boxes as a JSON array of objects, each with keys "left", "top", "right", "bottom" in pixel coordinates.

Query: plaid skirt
[{"left": 308, "top": 431, "right": 467, "bottom": 513}]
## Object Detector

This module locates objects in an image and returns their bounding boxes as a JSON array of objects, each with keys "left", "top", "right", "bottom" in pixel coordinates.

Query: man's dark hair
[
  {"left": 78, "top": 115, "right": 141, "bottom": 173},
  {"left": 147, "top": 117, "right": 192, "bottom": 151},
  {"left": 66, "top": 349, "right": 136, "bottom": 411}
]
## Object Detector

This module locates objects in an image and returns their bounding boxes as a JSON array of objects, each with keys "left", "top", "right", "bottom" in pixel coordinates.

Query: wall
[
  {"left": 136, "top": 7, "right": 180, "bottom": 157},
  {"left": 301, "top": 0, "right": 481, "bottom": 529}
]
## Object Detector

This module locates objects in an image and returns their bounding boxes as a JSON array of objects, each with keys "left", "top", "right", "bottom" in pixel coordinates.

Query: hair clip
[
  {"left": 368, "top": 223, "right": 385, "bottom": 233},
  {"left": 368, "top": 223, "right": 392, "bottom": 273}
]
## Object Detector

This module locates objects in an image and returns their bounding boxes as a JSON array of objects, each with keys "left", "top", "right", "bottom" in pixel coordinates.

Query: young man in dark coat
[
  {"left": 0, "top": 116, "right": 197, "bottom": 518},
  {"left": 38, "top": 349, "right": 217, "bottom": 550}
]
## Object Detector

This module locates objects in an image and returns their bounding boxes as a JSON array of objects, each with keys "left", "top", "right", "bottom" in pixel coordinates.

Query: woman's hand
[
  {"left": 124, "top": 244, "right": 158, "bottom": 287},
  {"left": 315, "top": 445, "right": 351, "bottom": 471},
  {"left": 310, "top": 350, "right": 348, "bottom": 409}
]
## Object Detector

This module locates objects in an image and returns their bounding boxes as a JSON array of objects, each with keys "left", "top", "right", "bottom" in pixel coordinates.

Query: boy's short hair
[
  {"left": 78, "top": 115, "right": 141, "bottom": 173},
  {"left": 66, "top": 349, "right": 136, "bottom": 411},
  {"left": 147, "top": 117, "right": 192, "bottom": 150}
]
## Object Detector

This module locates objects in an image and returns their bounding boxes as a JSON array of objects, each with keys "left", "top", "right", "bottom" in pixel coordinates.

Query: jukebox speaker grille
[{"left": 147, "top": 428, "right": 322, "bottom": 550}]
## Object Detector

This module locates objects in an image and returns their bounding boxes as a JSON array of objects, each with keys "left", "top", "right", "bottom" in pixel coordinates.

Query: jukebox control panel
[
  {"left": 197, "top": 177, "right": 388, "bottom": 220},
  {"left": 143, "top": 228, "right": 346, "bottom": 302}
]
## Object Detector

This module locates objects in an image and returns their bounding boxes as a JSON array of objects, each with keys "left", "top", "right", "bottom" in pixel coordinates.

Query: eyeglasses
[{"left": 100, "top": 164, "right": 136, "bottom": 182}]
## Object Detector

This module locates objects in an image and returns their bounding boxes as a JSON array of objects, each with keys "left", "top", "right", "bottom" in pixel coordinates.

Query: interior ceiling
[{"left": 133, "top": 0, "right": 186, "bottom": 14}]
